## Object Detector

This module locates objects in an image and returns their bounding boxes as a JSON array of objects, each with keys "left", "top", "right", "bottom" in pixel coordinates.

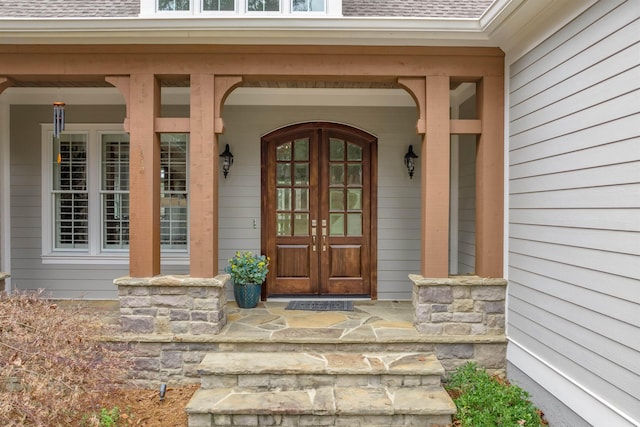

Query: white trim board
[
  {"left": 0, "top": 96, "right": 11, "bottom": 292},
  {"left": 508, "top": 339, "right": 638, "bottom": 426}
]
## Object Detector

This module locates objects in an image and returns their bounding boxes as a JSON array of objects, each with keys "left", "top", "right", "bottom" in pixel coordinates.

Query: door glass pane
[
  {"left": 277, "top": 163, "right": 291, "bottom": 185},
  {"left": 347, "top": 189, "right": 361, "bottom": 210},
  {"left": 277, "top": 188, "right": 291, "bottom": 210},
  {"left": 294, "top": 164, "right": 309, "bottom": 185},
  {"left": 295, "top": 188, "right": 309, "bottom": 210},
  {"left": 277, "top": 213, "right": 291, "bottom": 236},
  {"left": 347, "top": 143, "right": 362, "bottom": 161},
  {"left": 293, "top": 213, "right": 309, "bottom": 236},
  {"left": 330, "top": 164, "right": 344, "bottom": 185},
  {"left": 277, "top": 142, "right": 292, "bottom": 161},
  {"left": 347, "top": 213, "right": 362, "bottom": 236},
  {"left": 329, "top": 213, "right": 344, "bottom": 236},
  {"left": 329, "top": 138, "right": 344, "bottom": 161},
  {"left": 330, "top": 189, "right": 344, "bottom": 210},
  {"left": 294, "top": 138, "right": 309, "bottom": 161},
  {"left": 347, "top": 164, "right": 362, "bottom": 185}
]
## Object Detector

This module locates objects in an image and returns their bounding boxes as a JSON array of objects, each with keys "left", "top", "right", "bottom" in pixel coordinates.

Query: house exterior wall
[
  {"left": 456, "top": 135, "right": 476, "bottom": 275},
  {"left": 9, "top": 104, "right": 191, "bottom": 299},
  {"left": 219, "top": 104, "right": 421, "bottom": 301},
  {"left": 9, "top": 101, "right": 421, "bottom": 300},
  {"left": 506, "top": 1, "right": 640, "bottom": 425}
]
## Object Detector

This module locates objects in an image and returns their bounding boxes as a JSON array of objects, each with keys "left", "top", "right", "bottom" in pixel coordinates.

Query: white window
[
  {"left": 160, "top": 134, "right": 189, "bottom": 250},
  {"left": 292, "top": 0, "right": 324, "bottom": 12},
  {"left": 203, "top": 0, "right": 235, "bottom": 11},
  {"left": 41, "top": 125, "right": 189, "bottom": 264},
  {"left": 247, "top": 0, "right": 280, "bottom": 12},
  {"left": 141, "top": 0, "right": 339, "bottom": 15},
  {"left": 158, "top": 0, "right": 190, "bottom": 11}
]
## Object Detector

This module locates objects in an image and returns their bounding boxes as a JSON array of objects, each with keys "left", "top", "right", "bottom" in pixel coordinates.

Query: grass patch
[{"left": 445, "top": 362, "right": 547, "bottom": 427}]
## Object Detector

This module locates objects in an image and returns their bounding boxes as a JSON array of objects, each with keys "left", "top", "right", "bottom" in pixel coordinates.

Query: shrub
[
  {"left": 225, "top": 251, "right": 270, "bottom": 285},
  {"left": 445, "top": 362, "right": 545, "bottom": 427},
  {"left": 0, "top": 291, "right": 130, "bottom": 426}
]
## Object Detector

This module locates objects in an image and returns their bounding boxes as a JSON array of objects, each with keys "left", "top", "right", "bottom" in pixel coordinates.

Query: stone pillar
[
  {"left": 114, "top": 274, "right": 229, "bottom": 335},
  {"left": 128, "top": 74, "right": 161, "bottom": 277},
  {"left": 411, "top": 274, "right": 506, "bottom": 336}
]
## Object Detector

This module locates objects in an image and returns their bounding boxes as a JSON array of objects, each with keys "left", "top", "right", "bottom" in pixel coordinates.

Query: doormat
[{"left": 285, "top": 300, "right": 354, "bottom": 311}]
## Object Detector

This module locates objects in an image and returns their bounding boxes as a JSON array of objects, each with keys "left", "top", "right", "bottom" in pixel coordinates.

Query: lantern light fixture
[
  {"left": 219, "top": 143, "right": 234, "bottom": 179},
  {"left": 404, "top": 144, "right": 418, "bottom": 179}
]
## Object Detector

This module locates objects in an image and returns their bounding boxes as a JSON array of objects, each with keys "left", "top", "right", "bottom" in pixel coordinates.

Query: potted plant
[{"left": 225, "top": 251, "right": 270, "bottom": 308}]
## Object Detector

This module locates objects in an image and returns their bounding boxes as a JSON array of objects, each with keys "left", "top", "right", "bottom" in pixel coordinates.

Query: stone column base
[
  {"left": 114, "top": 274, "right": 229, "bottom": 335},
  {"left": 410, "top": 275, "right": 506, "bottom": 336}
]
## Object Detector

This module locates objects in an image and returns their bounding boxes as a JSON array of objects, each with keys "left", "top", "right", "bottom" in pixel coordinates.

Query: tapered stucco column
[
  {"left": 128, "top": 74, "right": 161, "bottom": 277},
  {"left": 422, "top": 76, "right": 451, "bottom": 277},
  {"left": 476, "top": 76, "right": 504, "bottom": 277}
]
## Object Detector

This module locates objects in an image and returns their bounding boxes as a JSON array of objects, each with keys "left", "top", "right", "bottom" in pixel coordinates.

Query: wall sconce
[
  {"left": 404, "top": 145, "right": 418, "bottom": 179},
  {"left": 219, "top": 143, "right": 234, "bottom": 179}
]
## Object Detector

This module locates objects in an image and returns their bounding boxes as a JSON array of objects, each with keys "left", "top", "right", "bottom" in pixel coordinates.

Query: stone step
[
  {"left": 186, "top": 386, "right": 456, "bottom": 427},
  {"left": 187, "top": 351, "right": 455, "bottom": 426},
  {"left": 197, "top": 352, "right": 445, "bottom": 391}
]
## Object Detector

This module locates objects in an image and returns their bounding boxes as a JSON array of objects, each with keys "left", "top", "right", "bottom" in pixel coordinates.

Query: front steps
[{"left": 186, "top": 351, "right": 456, "bottom": 427}]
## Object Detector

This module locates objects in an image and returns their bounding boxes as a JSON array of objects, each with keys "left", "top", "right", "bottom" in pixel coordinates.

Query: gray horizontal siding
[
  {"left": 507, "top": 0, "right": 640, "bottom": 423},
  {"left": 9, "top": 105, "right": 188, "bottom": 299},
  {"left": 219, "top": 104, "right": 420, "bottom": 300}
]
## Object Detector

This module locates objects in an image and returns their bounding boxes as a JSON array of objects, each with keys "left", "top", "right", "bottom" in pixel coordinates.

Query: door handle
[
  {"left": 311, "top": 220, "right": 317, "bottom": 252},
  {"left": 322, "top": 227, "right": 327, "bottom": 251}
]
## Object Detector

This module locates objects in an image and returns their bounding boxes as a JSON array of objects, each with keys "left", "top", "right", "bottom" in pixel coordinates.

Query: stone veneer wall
[
  {"left": 411, "top": 275, "right": 506, "bottom": 336},
  {"left": 114, "top": 274, "right": 229, "bottom": 335},
  {"left": 410, "top": 275, "right": 507, "bottom": 374}
]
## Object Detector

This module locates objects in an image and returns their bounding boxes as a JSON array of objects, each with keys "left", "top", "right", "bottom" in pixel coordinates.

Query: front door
[{"left": 261, "top": 123, "right": 377, "bottom": 297}]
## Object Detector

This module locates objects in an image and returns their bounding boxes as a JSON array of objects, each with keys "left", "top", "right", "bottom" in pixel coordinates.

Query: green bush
[{"left": 445, "top": 362, "right": 545, "bottom": 427}]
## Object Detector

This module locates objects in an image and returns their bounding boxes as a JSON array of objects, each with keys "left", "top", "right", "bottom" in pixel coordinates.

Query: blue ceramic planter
[{"left": 233, "top": 283, "right": 261, "bottom": 308}]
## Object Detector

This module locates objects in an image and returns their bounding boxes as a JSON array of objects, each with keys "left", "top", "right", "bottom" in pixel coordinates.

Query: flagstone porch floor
[
  {"left": 67, "top": 299, "right": 417, "bottom": 340},
  {"left": 64, "top": 298, "right": 504, "bottom": 348},
  {"left": 223, "top": 300, "right": 418, "bottom": 343}
]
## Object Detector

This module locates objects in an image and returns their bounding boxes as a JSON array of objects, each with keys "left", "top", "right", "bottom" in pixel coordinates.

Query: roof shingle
[
  {"left": 0, "top": 0, "right": 493, "bottom": 18},
  {"left": 343, "top": 0, "right": 494, "bottom": 18},
  {"left": 0, "top": 0, "right": 139, "bottom": 18}
]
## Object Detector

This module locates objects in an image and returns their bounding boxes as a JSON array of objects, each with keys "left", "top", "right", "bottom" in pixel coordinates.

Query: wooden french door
[{"left": 261, "top": 123, "right": 377, "bottom": 297}]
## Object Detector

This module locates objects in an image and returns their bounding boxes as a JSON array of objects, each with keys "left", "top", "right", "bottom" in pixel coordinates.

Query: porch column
[
  {"left": 422, "top": 76, "right": 451, "bottom": 277},
  {"left": 128, "top": 74, "right": 161, "bottom": 277},
  {"left": 476, "top": 76, "right": 504, "bottom": 277},
  {"left": 189, "top": 75, "right": 242, "bottom": 277},
  {"left": 189, "top": 74, "right": 217, "bottom": 277}
]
